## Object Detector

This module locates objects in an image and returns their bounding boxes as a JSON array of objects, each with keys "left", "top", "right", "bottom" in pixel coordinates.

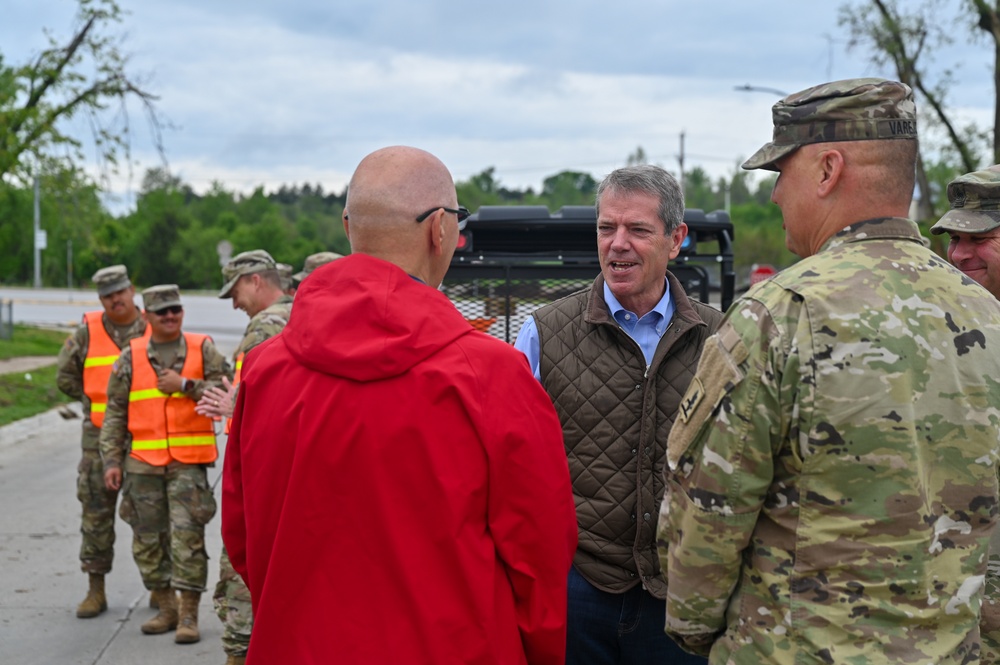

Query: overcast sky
[{"left": 4, "top": 0, "right": 996, "bottom": 209}]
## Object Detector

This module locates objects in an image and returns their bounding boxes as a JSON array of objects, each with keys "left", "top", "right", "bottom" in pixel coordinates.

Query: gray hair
[{"left": 595, "top": 165, "right": 684, "bottom": 233}]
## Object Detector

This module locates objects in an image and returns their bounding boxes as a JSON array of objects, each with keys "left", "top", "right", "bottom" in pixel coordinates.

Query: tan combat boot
[
  {"left": 140, "top": 588, "right": 178, "bottom": 634},
  {"left": 76, "top": 573, "right": 107, "bottom": 618},
  {"left": 175, "top": 590, "right": 201, "bottom": 644},
  {"left": 225, "top": 655, "right": 247, "bottom": 665}
]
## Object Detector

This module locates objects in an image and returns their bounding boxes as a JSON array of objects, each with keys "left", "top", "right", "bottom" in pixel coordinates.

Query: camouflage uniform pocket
[
  {"left": 668, "top": 323, "right": 748, "bottom": 469},
  {"left": 118, "top": 475, "right": 136, "bottom": 525},
  {"left": 187, "top": 471, "right": 218, "bottom": 526},
  {"left": 76, "top": 455, "right": 92, "bottom": 504}
]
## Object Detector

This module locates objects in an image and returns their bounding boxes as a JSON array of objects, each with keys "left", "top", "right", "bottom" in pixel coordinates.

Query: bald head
[
  {"left": 347, "top": 146, "right": 456, "bottom": 232},
  {"left": 344, "top": 146, "right": 460, "bottom": 285}
]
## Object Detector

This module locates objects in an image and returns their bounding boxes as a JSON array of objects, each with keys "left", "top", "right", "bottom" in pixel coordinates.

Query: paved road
[
  {"left": 0, "top": 287, "right": 242, "bottom": 663},
  {"left": 0, "top": 287, "right": 246, "bottom": 358},
  {"left": 0, "top": 407, "right": 231, "bottom": 665}
]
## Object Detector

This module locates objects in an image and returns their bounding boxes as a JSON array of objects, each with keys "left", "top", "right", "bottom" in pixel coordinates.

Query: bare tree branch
[{"left": 0, "top": 0, "right": 166, "bottom": 186}]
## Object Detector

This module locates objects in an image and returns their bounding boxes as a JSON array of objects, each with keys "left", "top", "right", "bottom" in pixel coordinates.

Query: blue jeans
[{"left": 566, "top": 567, "right": 706, "bottom": 665}]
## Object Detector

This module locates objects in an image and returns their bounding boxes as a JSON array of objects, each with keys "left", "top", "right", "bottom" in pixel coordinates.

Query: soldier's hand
[
  {"left": 104, "top": 467, "right": 122, "bottom": 491},
  {"left": 157, "top": 368, "right": 184, "bottom": 394},
  {"left": 195, "top": 377, "right": 235, "bottom": 418}
]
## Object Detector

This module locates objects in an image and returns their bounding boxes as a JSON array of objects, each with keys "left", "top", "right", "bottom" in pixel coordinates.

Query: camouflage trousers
[
  {"left": 213, "top": 545, "right": 253, "bottom": 656},
  {"left": 118, "top": 465, "right": 217, "bottom": 592},
  {"left": 77, "top": 449, "right": 119, "bottom": 574}
]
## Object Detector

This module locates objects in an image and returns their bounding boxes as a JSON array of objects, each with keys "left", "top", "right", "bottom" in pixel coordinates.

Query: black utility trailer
[{"left": 441, "top": 205, "right": 735, "bottom": 343}]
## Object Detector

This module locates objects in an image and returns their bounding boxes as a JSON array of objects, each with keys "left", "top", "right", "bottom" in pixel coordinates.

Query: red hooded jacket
[{"left": 222, "top": 253, "right": 577, "bottom": 664}]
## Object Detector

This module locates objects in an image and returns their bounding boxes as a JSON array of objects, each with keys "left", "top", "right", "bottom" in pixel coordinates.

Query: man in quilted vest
[
  {"left": 56, "top": 264, "right": 148, "bottom": 618},
  {"left": 514, "top": 164, "right": 722, "bottom": 664},
  {"left": 99, "top": 284, "right": 229, "bottom": 645}
]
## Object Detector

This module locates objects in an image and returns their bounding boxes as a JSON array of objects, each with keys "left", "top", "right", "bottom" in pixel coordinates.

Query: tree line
[
  {"left": 1, "top": 152, "right": 963, "bottom": 292},
  {"left": 0, "top": 158, "right": 880, "bottom": 289}
]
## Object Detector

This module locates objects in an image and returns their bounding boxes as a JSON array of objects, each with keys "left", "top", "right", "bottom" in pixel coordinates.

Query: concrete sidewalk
[{"left": 0, "top": 407, "right": 229, "bottom": 665}]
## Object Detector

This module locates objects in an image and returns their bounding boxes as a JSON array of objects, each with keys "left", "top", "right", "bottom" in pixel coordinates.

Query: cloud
[{"left": 6, "top": 0, "right": 998, "bottom": 211}]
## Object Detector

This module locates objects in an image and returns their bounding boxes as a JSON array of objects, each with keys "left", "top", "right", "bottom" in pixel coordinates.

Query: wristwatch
[{"left": 181, "top": 378, "right": 191, "bottom": 392}]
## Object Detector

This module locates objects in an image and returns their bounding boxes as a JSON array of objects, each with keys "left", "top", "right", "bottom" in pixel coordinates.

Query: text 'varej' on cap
[{"left": 743, "top": 77, "right": 917, "bottom": 172}]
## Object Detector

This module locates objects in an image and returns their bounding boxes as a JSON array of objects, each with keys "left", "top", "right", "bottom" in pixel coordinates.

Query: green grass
[
  {"left": 0, "top": 325, "right": 69, "bottom": 360},
  {"left": 0, "top": 363, "right": 73, "bottom": 426},
  {"left": 0, "top": 325, "right": 74, "bottom": 426}
]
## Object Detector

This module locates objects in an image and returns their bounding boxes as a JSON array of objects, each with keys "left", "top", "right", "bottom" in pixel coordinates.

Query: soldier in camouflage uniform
[
  {"left": 56, "top": 265, "right": 149, "bottom": 618},
  {"left": 657, "top": 78, "right": 1000, "bottom": 664},
  {"left": 932, "top": 167, "right": 1000, "bottom": 663},
  {"left": 100, "top": 285, "right": 229, "bottom": 645},
  {"left": 292, "top": 251, "right": 343, "bottom": 289},
  {"left": 931, "top": 166, "right": 1000, "bottom": 301},
  {"left": 198, "top": 250, "right": 292, "bottom": 665}
]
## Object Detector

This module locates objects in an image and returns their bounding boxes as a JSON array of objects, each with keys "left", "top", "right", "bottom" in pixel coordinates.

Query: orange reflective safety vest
[
  {"left": 127, "top": 333, "right": 217, "bottom": 466},
  {"left": 224, "top": 351, "right": 245, "bottom": 435},
  {"left": 82, "top": 312, "right": 148, "bottom": 428}
]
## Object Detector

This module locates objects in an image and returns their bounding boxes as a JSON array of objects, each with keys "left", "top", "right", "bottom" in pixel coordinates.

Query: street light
[{"left": 734, "top": 83, "right": 789, "bottom": 97}]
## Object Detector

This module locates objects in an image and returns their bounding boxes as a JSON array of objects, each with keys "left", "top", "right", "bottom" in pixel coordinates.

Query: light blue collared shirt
[{"left": 513, "top": 278, "right": 676, "bottom": 380}]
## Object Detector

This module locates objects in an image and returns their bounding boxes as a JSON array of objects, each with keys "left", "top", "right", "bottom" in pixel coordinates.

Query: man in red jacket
[{"left": 222, "top": 145, "right": 578, "bottom": 665}]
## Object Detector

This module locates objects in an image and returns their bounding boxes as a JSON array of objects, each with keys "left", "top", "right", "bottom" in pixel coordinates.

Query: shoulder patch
[
  {"left": 678, "top": 377, "right": 704, "bottom": 424},
  {"left": 667, "top": 325, "right": 748, "bottom": 469}
]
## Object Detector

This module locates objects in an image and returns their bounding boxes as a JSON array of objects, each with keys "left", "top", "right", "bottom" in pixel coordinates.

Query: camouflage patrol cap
[
  {"left": 219, "top": 249, "right": 277, "bottom": 298},
  {"left": 293, "top": 251, "right": 344, "bottom": 283},
  {"left": 142, "top": 284, "right": 182, "bottom": 312},
  {"left": 275, "top": 262, "right": 293, "bottom": 291},
  {"left": 91, "top": 264, "right": 132, "bottom": 297},
  {"left": 743, "top": 78, "right": 917, "bottom": 172},
  {"left": 930, "top": 166, "right": 1000, "bottom": 235}
]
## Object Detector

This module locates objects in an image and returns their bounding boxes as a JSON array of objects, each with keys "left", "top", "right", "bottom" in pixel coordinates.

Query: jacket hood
[{"left": 282, "top": 253, "right": 473, "bottom": 382}]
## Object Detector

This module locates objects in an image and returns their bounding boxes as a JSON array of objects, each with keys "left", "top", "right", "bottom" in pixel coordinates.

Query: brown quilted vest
[{"left": 535, "top": 272, "right": 722, "bottom": 598}]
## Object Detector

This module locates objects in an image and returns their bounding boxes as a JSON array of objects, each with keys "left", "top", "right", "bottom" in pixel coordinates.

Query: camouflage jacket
[
  {"left": 234, "top": 295, "right": 293, "bottom": 363},
  {"left": 99, "top": 334, "right": 229, "bottom": 475},
  {"left": 56, "top": 313, "right": 148, "bottom": 450},
  {"left": 658, "top": 218, "right": 1000, "bottom": 663}
]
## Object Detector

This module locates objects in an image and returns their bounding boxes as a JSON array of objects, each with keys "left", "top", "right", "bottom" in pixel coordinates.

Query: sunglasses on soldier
[{"left": 152, "top": 306, "right": 183, "bottom": 316}]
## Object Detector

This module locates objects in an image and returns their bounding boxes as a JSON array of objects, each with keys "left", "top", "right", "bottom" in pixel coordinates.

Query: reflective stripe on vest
[
  {"left": 81, "top": 312, "right": 122, "bottom": 428},
  {"left": 126, "top": 333, "right": 217, "bottom": 466},
  {"left": 224, "top": 351, "right": 245, "bottom": 435}
]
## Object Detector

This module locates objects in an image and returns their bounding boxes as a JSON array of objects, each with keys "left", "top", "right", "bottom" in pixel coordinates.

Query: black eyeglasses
[
  {"left": 152, "top": 306, "right": 183, "bottom": 316},
  {"left": 415, "top": 206, "right": 471, "bottom": 231}
]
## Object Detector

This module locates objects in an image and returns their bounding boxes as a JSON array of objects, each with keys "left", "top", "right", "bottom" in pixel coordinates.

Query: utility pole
[
  {"left": 677, "top": 131, "right": 686, "bottom": 198},
  {"left": 33, "top": 176, "right": 41, "bottom": 288}
]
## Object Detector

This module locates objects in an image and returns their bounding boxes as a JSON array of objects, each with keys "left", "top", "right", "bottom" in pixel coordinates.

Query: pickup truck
[{"left": 442, "top": 205, "right": 735, "bottom": 343}]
